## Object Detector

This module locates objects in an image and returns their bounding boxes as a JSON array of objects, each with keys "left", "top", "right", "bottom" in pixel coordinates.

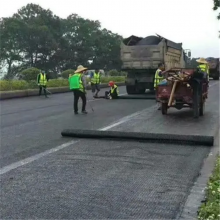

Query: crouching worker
[{"left": 105, "top": 81, "right": 119, "bottom": 99}]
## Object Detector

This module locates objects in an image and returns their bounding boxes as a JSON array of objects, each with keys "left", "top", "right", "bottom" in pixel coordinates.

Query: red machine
[{"left": 156, "top": 69, "right": 208, "bottom": 118}]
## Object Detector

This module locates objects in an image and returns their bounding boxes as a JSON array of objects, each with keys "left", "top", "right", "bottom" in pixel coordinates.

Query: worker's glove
[
  {"left": 88, "top": 82, "right": 91, "bottom": 85},
  {"left": 38, "top": 84, "right": 40, "bottom": 86}
]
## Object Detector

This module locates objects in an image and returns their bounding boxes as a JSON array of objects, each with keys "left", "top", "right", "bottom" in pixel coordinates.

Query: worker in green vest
[
  {"left": 69, "top": 65, "right": 88, "bottom": 114},
  {"left": 90, "top": 69, "right": 101, "bottom": 98},
  {"left": 196, "top": 58, "right": 209, "bottom": 82},
  {"left": 37, "top": 70, "right": 49, "bottom": 98},
  {"left": 154, "top": 63, "right": 171, "bottom": 110}
]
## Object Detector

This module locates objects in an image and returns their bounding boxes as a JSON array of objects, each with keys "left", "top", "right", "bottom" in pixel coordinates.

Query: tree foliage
[
  {"left": 213, "top": 0, "right": 220, "bottom": 19},
  {"left": 20, "top": 67, "right": 40, "bottom": 81},
  {"left": 0, "top": 4, "right": 122, "bottom": 79},
  {"left": 61, "top": 69, "right": 75, "bottom": 79}
]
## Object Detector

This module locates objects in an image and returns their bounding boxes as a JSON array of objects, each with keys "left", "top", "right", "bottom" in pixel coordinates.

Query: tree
[
  {"left": 20, "top": 67, "right": 40, "bottom": 81},
  {"left": 0, "top": 17, "right": 24, "bottom": 78},
  {"left": 213, "top": 0, "right": 220, "bottom": 37},
  {"left": 0, "top": 3, "right": 123, "bottom": 77},
  {"left": 61, "top": 69, "right": 75, "bottom": 79},
  {"left": 213, "top": 0, "right": 220, "bottom": 19},
  {"left": 13, "top": 4, "right": 63, "bottom": 74}
]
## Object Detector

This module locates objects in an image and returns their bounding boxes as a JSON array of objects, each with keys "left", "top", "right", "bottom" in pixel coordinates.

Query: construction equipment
[
  {"left": 61, "top": 129, "right": 214, "bottom": 146},
  {"left": 121, "top": 34, "right": 190, "bottom": 94},
  {"left": 206, "top": 57, "right": 219, "bottom": 80},
  {"left": 156, "top": 68, "right": 208, "bottom": 118}
]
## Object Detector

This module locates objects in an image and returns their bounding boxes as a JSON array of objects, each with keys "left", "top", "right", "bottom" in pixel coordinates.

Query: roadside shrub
[
  {"left": 61, "top": 69, "right": 75, "bottom": 79},
  {"left": 0, "top": 80, "right": 29, "bottom": 91},
  {"left": 47, "top": 79, "right": 69, "bottom": 87},
  {"left": 100, "top": 76, "right": 125, "bottom": 83},
  {"left": 120, "top": 71, "right": 127, "bottom": 76},
  {"left": 108, "top": 69, "right": 118, "bottom": 76},
  {"left": 20, "top": 67, "right": 41, "bottom": 81},
  {"left": 198, "top": 156, "right": 220, "bottom": 220},
  {"left": 0, "top": 76, "right": 125, "bottom": 91},
  {"left": 108, "top": 69, "right": 127, "bottom": 76}
]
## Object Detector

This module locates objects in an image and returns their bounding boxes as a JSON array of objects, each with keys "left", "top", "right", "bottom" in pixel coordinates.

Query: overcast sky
[{"left": 1, "top": 0, "right": 220, "bottom": 57}]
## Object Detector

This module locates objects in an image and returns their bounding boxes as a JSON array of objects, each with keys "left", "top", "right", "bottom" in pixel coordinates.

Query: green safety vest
[
  {"left": 39, "top": 73, "right": 47, "bottom": 86},
  {"left": 111, "top": 85, "right": 119, "bottom": 95},
  {"left": 154, "top": 69, "right": 164, "bottom": 88},
  {"left": 69, "top": 73, "right": 84, "bottom": 92},
  {"left": 91, "top": 72, "right": 100, "bottom": 84},
  {"left": 197, "top": 64, "right": 209, "bottom": 74},
  {"left": 198, "top": 64, "right": 209, "bottom": 81}
]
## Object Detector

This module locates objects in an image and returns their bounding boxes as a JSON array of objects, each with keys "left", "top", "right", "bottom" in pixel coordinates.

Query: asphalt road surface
[{"left": 0, "top": 82, "right": 219, "bottom": 219}]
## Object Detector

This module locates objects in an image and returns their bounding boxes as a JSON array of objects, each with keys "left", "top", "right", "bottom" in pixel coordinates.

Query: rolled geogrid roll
[{"left": 61, "top": 129, "right": 214, "bottom": 146}]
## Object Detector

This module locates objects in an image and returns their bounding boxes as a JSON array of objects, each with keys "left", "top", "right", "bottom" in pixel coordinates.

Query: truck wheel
[
  {"left": 193, "top": 83, "right": 200, "bottom": 118},
  {"left": 126, "top": 85, "right": 137, "bottom": 94},
  {"left": 161, "top": 103, "right": 168, "bottom": 115}
]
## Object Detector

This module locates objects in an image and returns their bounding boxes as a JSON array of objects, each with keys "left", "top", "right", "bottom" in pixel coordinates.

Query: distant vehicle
[
  {"left": 120, "top": 34, "right": 190, "bottom": 94},
  {"left": 205, "top": 57, "right": 219, "bottom": 80}
]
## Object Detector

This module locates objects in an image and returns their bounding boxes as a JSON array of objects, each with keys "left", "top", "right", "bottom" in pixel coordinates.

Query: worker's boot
[{"left": 82, "top": 110, "right": 88, "bottom": 114}]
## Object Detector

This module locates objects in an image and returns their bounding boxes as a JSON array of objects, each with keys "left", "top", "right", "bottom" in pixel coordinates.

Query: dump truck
[
  {"left": 206, "top": 57, "right": 219, "bottom": 80},
  {"left": 121, "top": 34, "right": 189, "bottom": 94}
]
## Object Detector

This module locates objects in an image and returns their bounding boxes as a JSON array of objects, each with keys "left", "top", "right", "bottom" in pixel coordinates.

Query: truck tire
[
  {"left": 161, "top": 103, "right": 168, "bottom": 115},
  {"left": 126, "top": 85, "right": 138, "bottom": 94},
  {"left": 193, "top": 83, "right": 200, "bottom": 118}
]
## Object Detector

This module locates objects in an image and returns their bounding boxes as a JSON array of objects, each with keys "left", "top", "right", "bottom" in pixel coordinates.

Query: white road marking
[{"left": 0, "top": 105, "right": 151, "bottom": 175}]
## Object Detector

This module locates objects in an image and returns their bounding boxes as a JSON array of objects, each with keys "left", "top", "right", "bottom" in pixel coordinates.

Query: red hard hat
[{"left": 108, "top": 81, "right": 115, "bottom": 87}]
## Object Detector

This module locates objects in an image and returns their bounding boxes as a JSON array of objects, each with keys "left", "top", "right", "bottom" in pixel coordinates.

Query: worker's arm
[
  {"left": 159, "top": 69, "right": 172, "bottom": 77},
  {"left": 46, "top": 74, "right": 49, "bottom": 81},
  {"left": 81, "top": 75, "right": 87, "bottom": 92},
  {"left": 37, "top": 74, "right": 40, "bottom": 84},
  {"left": 89, "top": 72, "right": 93, "bottom": 81}
]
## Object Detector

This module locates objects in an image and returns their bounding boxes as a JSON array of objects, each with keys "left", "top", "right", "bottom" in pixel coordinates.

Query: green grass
[
  {"left": 198, "top": 156, "right": 220, "bottom": 220},
  {"left": 0, "top": 76, "right": 125, "bottom": 91}
]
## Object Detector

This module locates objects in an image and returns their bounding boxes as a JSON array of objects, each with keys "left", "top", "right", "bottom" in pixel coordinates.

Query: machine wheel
[
  {"left": 161, "top": 103, "right": 168, "bottom": 115},
  {"left": 199, "top": 99, "right": 205, "bottom": 116},
  {"left": 126, "top": 85, "right": 138, "bottom": 94},
  {"left": 193, "top": 83, "right": 200, "bottom": 118}
]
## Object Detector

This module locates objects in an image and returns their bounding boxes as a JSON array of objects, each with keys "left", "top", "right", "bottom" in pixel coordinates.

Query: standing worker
[
  {"left": 90, "top": 69, "right": 101, "bottom": 98},
  {"left": 154, "top": 63, "right": 171, "bottom": 110},
  {"left": 105, "top": 81, "right": 119, "bottom": 99},
  {"left": 37, "top": 70, "right": 49, "bottom": 98},
  {"left": 69, "top": 65, "right": 88, "bottom": 115},
  {"left": 196, "top": 58, "right": 209, "bottom": 82}
]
